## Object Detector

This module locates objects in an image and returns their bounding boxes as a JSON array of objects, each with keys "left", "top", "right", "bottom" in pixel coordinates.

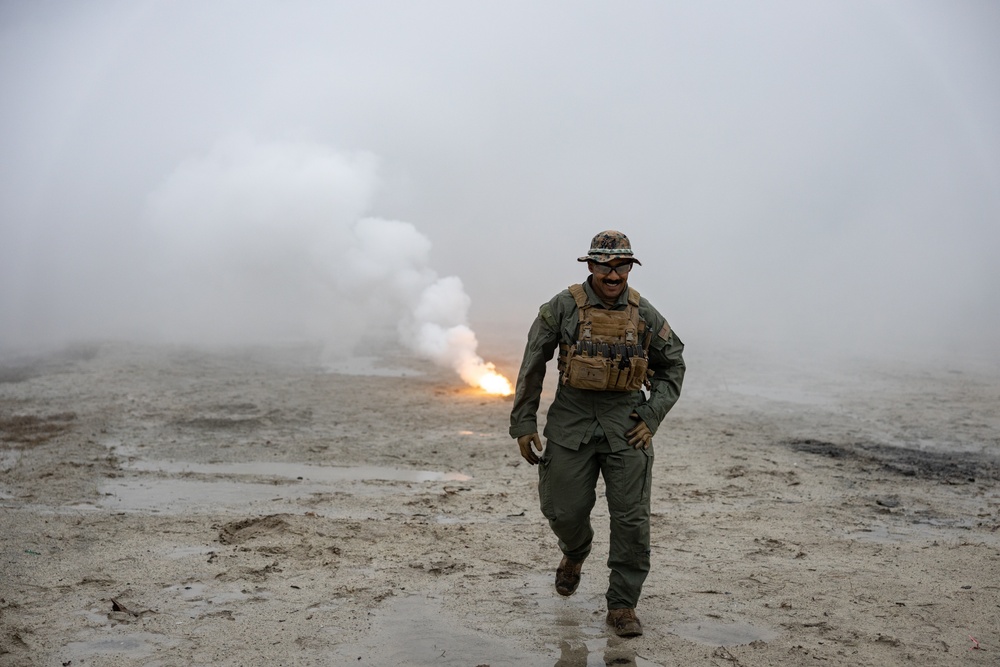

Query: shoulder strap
[
  {"left": 627, "top": 287, "right": 640, "bottom": 307},
  {"left": 568, "top": 283, "right": 588, "bottom": 308}
]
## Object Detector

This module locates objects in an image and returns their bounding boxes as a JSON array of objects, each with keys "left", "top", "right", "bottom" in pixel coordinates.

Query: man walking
[{"left": 509, "top": 230, "right": 685, "bottom": 637}]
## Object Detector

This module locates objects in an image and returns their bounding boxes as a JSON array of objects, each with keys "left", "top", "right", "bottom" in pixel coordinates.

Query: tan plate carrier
[{"left": 557, "top": 284, "right": 652, "bottom": 391}]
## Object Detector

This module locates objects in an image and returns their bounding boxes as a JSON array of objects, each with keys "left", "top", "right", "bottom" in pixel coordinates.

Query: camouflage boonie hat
[{"left": 577, "top": 230, "right": 642, "bottom": 265}]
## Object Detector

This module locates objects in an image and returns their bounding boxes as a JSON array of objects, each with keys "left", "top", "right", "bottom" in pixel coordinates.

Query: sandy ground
[{"left": 1, "top": 336, "right": 998, "bottom": 667}]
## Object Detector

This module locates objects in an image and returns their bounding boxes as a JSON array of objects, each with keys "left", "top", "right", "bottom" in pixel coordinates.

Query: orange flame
[
  {"left": 477, "top": 367, "right": 514, "bottom": 396},
  {"left": 460, "top": 360, "right": 514, "bottom": 396}
]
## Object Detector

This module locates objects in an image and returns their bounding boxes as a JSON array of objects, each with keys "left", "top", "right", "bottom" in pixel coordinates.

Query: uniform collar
[{"left": 583, "top": 277, "right": 630, "bottom": 309}]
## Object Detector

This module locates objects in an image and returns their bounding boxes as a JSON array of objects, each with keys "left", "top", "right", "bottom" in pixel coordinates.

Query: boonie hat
[{"left": 577, "top": 230, "right": 642, "bottom": 265}]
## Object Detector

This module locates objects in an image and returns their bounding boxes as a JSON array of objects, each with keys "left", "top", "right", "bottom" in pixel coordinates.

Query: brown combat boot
[
  {"left": 554, "top": 556, "right": 583, "bottom": 596},
  {"left": 606, "top": 608, "right": 643, "bottom": 637}
]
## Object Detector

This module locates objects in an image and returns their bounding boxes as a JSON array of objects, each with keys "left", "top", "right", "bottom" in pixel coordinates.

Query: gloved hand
[
  {"left": 517, "top": 433, "right": 543, "bottom": 465},
  {"left": 626, "top": 412, "right": 653, "bottom": 450}
]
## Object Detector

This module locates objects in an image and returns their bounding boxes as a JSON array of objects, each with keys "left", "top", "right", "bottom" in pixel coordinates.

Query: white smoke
[
  {"left": 407, "top": 277, "right": 501, "bottom": 386},
  {"left": 140, "top": 138, "right": 507, "bottom": 390}
]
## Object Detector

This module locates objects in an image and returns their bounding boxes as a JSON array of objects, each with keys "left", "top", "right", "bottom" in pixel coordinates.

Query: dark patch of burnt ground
[
  {"left": 0, "top": 412, "right": 78, "bottom": 445},
  {"left": 788, "top": 438, "right": 1000, "bottom": 483},
  {"left": 0, "top": 342, "right": 102, "bottom": 383}
]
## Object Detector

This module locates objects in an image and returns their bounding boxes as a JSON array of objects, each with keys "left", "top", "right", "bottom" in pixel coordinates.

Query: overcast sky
[{"left": 2, "top": 1, "right": 998, "bottom": 365}]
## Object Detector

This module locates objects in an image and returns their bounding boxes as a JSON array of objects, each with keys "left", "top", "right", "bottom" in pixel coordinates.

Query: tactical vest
[{"left": 557, "top": 284, "right": 653, "bottom": 391}]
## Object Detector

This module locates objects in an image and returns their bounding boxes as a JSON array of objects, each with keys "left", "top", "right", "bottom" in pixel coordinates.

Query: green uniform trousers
[{"left": 537, "top": 432, "right": 653, "bottom": 609}]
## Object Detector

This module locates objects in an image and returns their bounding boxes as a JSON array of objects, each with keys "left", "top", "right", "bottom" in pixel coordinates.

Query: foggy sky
[{"left": 2, "top": 1, "right": 998, "bottom": 365}]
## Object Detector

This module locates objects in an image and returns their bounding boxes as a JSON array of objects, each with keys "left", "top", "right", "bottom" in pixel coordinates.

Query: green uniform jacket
[{"left": 509, "top": 278, "right": 686, "bottom": 452}]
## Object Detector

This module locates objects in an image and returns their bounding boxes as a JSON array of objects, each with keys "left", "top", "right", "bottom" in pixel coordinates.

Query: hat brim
[{"left": 578, "top": 254, "right": 642, "bottom": 266}]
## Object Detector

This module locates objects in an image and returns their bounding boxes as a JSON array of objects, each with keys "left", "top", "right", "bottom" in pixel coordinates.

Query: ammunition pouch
[{"left": 557, "top": 284, "right": 653, "bottom": 392}]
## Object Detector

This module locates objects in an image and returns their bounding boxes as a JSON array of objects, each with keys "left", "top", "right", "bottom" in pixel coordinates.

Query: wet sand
[{"left": 1, "top": 340, "right": 998, "bottom": 666}]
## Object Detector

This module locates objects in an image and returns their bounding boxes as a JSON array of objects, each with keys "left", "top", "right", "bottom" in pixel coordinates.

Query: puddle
[
  {"left": 63, "top": 632, "right": 179, "bottom": 659},
  {"left": 848, "top": 524, "right": 908, "bottom": 542},
  {"left": 96, "top": 477, "right": 415, "bottom": 514},
  {"left": 549, "top": 638, "right": 664, "bottom": 666},
  {"left": 161, "top": 581, "right": 253, "bottom": 618},
  {"left": 329, "top": 592, "right": 664, "bottom": 667},
  {"left": 845, "top": 521, "right": 959, "bottom": 543},
  {"left": 122, "top": 459, "right": 471, "bottom": 483},
  {"left": 98, "top": 477, "right": 316, "bottom": 513},
  {"left": 543, "top": 619, "right": 664, "bottom": 667},
  {"left": 330, "top": 594, "right": 553, "bottom": 666},
  {"left": 845, "top": 514, "right": 996, "bottom": 544},
  {"left": 668, "top": 619, "right": 778, "bottom": 646}
]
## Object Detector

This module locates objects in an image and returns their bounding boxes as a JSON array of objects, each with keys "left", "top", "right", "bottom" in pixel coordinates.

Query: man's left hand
[{"left": 626, "top": 412, "right": 652, "bottom": 450}]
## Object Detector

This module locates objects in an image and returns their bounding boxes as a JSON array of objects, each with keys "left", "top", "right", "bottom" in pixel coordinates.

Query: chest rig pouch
[{"left": 557, "top": 284, "right": 652, "bottom": 391}]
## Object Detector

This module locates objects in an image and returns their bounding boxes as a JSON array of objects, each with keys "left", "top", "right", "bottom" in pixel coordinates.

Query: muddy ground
[{"left": 1, "top": 339, "right": 998, "bottom": 666}]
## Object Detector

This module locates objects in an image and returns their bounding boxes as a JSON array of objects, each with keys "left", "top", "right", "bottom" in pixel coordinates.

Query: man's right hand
[{"left": 517, "top": 433, "right": 543, "bottom": 465}]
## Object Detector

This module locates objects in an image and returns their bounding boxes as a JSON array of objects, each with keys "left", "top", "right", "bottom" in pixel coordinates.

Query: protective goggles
[{"left": 591, "top": 261, "right": 634, "bottom": 276}]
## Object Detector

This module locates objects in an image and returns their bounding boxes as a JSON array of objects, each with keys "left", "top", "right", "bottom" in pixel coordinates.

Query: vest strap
[{"left": 568, "top": 283, "right": 588, "bottom": 308}]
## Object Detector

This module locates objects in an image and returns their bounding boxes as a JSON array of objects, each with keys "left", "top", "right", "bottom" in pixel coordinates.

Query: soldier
[{"left": 509, "top": 230, "right": 685, "bottom": 637}]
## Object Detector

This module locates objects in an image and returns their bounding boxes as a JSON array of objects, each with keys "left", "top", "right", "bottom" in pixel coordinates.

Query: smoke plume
[{"left": 141, "top": 137, "right": 509, "bottom": 391}]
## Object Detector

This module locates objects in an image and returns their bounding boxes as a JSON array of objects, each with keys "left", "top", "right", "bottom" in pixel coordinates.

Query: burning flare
[
  {"left": 412, "top": 319, "right": 514, "bottom": 396},
  {"left": 460, "top": 360, "right": 514, "bottom": 396}
]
